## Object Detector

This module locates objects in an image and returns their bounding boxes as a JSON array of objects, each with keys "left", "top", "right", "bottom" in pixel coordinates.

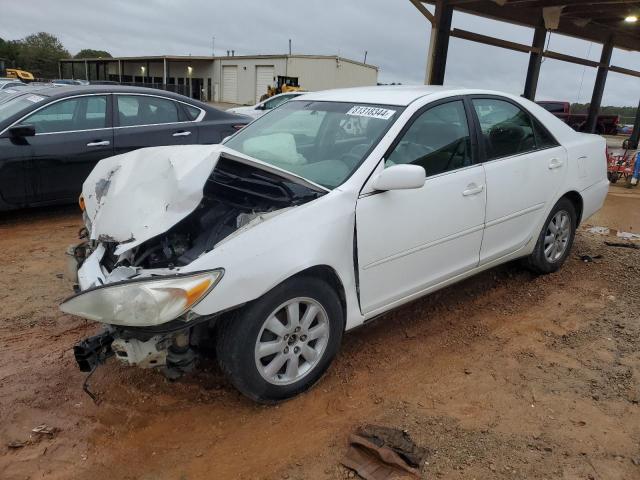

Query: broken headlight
[{"left": 60, "top": 270, "right": 223, "bottom": 327}]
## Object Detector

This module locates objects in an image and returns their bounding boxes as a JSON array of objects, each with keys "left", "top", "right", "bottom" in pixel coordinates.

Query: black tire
[
  {"left": 216, "top": 276, "right": 344, "bottom": 403},
  {"left": 525, "top": 198, "right": 577, "bottom": 274}
]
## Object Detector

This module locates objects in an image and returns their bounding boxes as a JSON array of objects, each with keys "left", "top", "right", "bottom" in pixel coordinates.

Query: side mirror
[
  {"left": 371, "top": 164, "right": 426, "bottom": 191},
  {"left": 9, "top": 124, "right": 36, "bottom": 138}
]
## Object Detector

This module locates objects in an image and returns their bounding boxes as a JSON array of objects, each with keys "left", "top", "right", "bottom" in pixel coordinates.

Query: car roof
[{"left": 297, "top": 85, "right": 469, "bottom": 106}]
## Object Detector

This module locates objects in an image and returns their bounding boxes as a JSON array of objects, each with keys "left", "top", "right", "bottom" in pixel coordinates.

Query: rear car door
[
  {"left": 113, "top": 94, "right": 199, "bottom": 154},
  {"left": 356, "top": 99, "right": 486, "bottom": 314},
  {"left": 15, "top": 94, "right": 114, "bottom": 204},
  {"left": 470, "top": 97, "right": 568, "bottom": 264}
]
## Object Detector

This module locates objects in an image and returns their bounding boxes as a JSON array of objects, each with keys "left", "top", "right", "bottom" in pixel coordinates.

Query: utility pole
[
  {"left": 212, "top": 36, "right": 215, "bottom": 57},
  {"left": 363, "top": 51, "right": 368, "bottom": 64},
  {"left": 288, "top": 39, "right": 292, "bottom": 55}
]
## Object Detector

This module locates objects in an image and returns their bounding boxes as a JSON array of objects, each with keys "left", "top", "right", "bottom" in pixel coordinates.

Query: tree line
[
  {"left": 570, "top": 103, "right": 638, "bottom": 125},
  {"left": 0, "top": 32, "right": 111, "bottom": 79}
]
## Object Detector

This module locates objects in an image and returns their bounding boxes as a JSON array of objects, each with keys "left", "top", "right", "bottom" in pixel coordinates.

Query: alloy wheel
[
  {"left": 254, "top": 297, "right": 330, "bottom": 385},
  {"left": 544, "top": 210, "right": 571, "bottom": 262}
]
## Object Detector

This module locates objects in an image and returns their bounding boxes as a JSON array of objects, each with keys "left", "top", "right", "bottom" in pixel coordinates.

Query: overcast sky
[{"left": 3, "top": 0, "right": 639, "bottom": 109}]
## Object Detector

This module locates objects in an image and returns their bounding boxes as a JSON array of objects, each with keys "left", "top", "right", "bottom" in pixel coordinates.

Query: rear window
[{"left": 0, "top": 94, "right": 47, "bottom": 123}]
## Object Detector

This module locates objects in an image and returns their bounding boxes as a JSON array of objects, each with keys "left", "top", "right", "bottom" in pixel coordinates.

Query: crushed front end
[{"left": 61, "top": 145, "right": 324, "bottom": 377}]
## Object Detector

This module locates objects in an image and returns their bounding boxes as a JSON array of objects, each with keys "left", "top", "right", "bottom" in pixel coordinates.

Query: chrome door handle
[
  {"left": 86, "top": 140, "right": 110, "bottom": 147},
  {"left": 462, "top": 184, "right": 484, "bottom": 196},
  {"left": 172, "top": 131, "right": 192, "bottom": 137},
  {"left": 548, "top": 158, "right": 564, "bottom": 169}
]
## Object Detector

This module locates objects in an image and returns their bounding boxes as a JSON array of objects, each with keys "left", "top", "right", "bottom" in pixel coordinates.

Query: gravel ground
[{"left": 0, "top": 186, "right": 638, "bottom": 480}]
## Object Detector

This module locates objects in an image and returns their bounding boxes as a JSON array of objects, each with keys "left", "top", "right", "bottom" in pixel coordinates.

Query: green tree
[
  {"left": 15, "top": 32, "right": 70, "bottom": 79},
  {"left": 0, "top": 37, "right": 21, "bottom": 67},
  {"left": 74, "top": 49, "right": 112, "bottom": 59}
]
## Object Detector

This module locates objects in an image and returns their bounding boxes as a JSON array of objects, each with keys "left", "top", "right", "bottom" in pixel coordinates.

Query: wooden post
[
  {"left": 425, "top": 1, "right": 453, "bottom": 85},
  {"left": 586, "top": 36, "right": 614, "bottom": 134},
  {"left": 523, "top": 22, "right": 546, "bottom": 101},
  {"left": 629, "top": 99, "right": 640, "bottom": 150}
]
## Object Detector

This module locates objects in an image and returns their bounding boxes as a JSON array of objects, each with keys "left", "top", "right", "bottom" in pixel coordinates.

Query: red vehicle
[{"left": 537, "top": 101, "right": 619, "bottom": 135}]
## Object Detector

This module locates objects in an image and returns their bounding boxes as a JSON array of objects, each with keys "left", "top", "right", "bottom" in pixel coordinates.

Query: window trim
[
  {"left": 112, "top": 92, "right": 205, "bottom": 129},
  {"left": 0, "top": 93, "right": 113, "bottom": 136},
  {"left": 467, "top": 94, "right": 561, "bottom": 164},
  {"left": 380, "top": 95, "right": 480, "bottom": 174}
]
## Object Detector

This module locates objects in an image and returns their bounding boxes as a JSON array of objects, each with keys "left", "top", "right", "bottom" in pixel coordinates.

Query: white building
[{"left": 59, "top": 54, "right": 378, "bottom": 104}]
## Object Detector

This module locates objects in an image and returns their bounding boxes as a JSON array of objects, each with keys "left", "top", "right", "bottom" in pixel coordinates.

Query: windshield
[
  {"left": 225, "top": 100, "right": 402, "bottom": 189},
  {"left": 0, "top": 94, "right": 46, "bottom": 122}
]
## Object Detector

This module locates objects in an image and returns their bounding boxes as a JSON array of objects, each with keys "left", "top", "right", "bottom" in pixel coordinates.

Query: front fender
[{"left": 186, "top": 189, "right": 364, "bottom": 330}]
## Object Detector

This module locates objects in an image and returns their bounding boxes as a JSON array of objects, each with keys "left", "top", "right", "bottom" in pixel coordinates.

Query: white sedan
[
  {"left": 62, "top": 86, "right": 608, "bottom": 402},
  {"left": 226, "top": 92, "right": 304, "bottom": 120}
]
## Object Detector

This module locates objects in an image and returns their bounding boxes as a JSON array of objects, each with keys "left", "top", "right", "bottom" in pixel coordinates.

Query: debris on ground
[
  {"left": 7, "top": 440, "right": 27, "bottom": 449},
  {"left": 604, "top": 241, "right": 639, "bottom": 249},
  {"left": 341, "top": 425, "right": 427, "bottom": 479},
  {"left": 577, "top": 254, "right": 603, "bottom": 263},
  {"left": 31, "top": 424, "right": 58, "bottom": 437},
  {"left": 587, "top": 226, "right": 610, "bottom": 235}
]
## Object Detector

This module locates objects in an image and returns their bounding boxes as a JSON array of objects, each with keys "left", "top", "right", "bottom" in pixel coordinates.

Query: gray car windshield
[{"left": 224, "top": 100, "right": 402, "bottom": 189}]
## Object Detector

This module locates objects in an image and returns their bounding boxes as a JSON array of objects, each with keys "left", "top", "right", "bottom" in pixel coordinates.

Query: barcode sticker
[{"left": 346, "top": 106, "right": 396, "bottom": 120}]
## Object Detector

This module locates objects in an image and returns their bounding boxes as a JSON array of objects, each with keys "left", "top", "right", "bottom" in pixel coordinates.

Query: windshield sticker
[
  {"left": 346, "top": 106, "right": 396, "bottom": 120},
  {"left": 26, "top": 95, "right": 45, "bottom": 103}
]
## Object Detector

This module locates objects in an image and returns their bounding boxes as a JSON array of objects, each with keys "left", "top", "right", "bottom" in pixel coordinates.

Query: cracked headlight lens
[{"left": 60, "top": 270, "right": 223, "bottom": 327}]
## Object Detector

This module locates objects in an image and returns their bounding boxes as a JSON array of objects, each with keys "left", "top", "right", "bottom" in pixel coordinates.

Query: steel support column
[
  {"left": 586, "top": 36, "right": 614, "bottom": 133},
  {"left": 84, "top": 60, "right": 89, "bottom": 81},
  {"left": 118, "top": 60, "right": 122, "bottom": 83},
  {"left": 425, "top": 1, "right": 453, "bottom": 85},
  {"left": 163, "top": 57, "right": 167, "bottom": 86},
  {"left": 523, "top": 22, "right": 546, "bottom": 101},
  {"left": 629, "top": 99, "right": 640, "bottom": 150}
]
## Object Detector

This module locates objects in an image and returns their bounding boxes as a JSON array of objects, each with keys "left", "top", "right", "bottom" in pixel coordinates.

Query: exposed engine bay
[
  {"left": 69, "top": 154, "right": 324, "bottom": 380},
  {"left": 99, "top": 156, "right": 323, "bottom": 271}
]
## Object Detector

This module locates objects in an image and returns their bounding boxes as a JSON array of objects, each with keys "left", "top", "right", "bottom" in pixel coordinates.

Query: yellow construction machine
[
  {"left": 260, "top": 76, "right": 303, "bottom": 101},
  {"left": 5, "top": 68, "right": 35, "bottom": 82}
]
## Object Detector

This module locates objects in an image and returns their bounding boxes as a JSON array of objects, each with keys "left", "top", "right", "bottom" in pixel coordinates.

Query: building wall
[
  {"left": 214, "top": 57, "right": 287, "bottom": 104},
  {"left": 62, "top": 55, "right": 378, "bottom": 105},
  {"left": 288, "top": 57, "right": 377, "bottom": 92}
]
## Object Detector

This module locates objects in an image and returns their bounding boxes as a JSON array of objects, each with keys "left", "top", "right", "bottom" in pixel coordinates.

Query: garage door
[
  {"left": 255, "top": 66, "right": 274, "bottom": 103},
  {"left": 222, "top": 66, "right": 238, "bottom": 103}
]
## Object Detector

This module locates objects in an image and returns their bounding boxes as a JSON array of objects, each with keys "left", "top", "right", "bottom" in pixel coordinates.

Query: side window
[
  {"left": 116, "top": 95, "right": 180, "bottom": 126},
  {"left": 532, "top": 119, "right": 558, "bottom": 149},
  {"left": 386, "top": 100, "right": 472, "bottom": 177},
  {"left": 183, "top": 104, "right": 202, "bottom": 121},
  {"left": 20, "top": 96, "right": 108, "bottom": 133},
  {"left": 472, "top": 98, "right": 536, "bottom": 160}
]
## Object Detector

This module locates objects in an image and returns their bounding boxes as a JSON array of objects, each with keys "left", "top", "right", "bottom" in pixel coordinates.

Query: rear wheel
[
  {"left": 525, "top": 198, "right": 577, "bottom": 274},
  {"left": 216, "top": 276, "right": 343, "bottom": 403}
]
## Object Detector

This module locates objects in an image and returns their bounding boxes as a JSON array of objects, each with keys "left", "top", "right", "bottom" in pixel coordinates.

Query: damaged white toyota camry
[{"left": 61, "top": 86, "right": 608, "bottom": 402}]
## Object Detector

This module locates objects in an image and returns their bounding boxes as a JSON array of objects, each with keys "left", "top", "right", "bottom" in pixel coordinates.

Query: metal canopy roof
[{"left": 429, "top": 0, "right": 640, "bottom": 51}]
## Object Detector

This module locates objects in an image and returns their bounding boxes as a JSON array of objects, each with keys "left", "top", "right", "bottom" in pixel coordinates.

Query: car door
[
  {"left": 356, "top": 98, "right": 486, "bottom": 315},
  {"left": 0, "top": 134, "right": 35, "bottom": 207},
  {"left": 469, "top": 97, "right": 568, "bottom": 264},
  {"left": 15, "top": 94, "right": 114, "bottom": 204},
  {"left": 112, "top": 94, "right": 199, "bottom": 155}
]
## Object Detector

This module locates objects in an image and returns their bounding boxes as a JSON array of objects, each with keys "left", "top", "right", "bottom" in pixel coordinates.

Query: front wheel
[
  {"left": 216, "top": 276, "right": 344, "bottom": 403},
  {"left": 525, "top": 198, "right": 577, "bottom": 274}
]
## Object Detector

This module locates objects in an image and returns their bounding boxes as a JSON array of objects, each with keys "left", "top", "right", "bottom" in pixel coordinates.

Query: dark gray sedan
[{"left": 0, "top": 85, "right": 250, "bottom": 210}]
